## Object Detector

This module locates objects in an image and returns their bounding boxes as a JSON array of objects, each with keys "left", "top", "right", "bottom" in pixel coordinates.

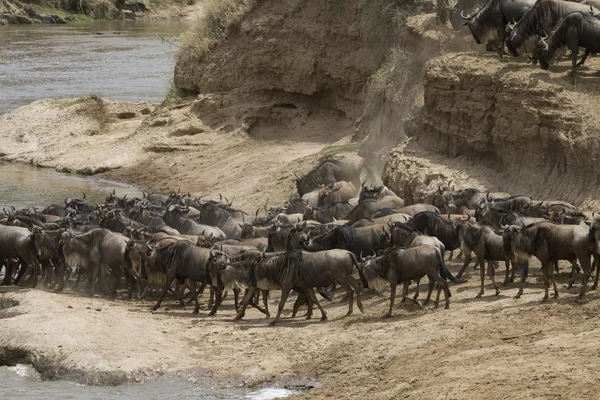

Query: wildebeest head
[
  {"left": 501, "top": 225, "right": 523, "bottom": 260},
  {"left": 537, "top": 33, "right": 551, "bottom": 70},
  {"left": 357, "top": 252, "right": 387, "bottom": 291},
  {"left": 462, "top": 7, "right": 485, "bottom": 44}
]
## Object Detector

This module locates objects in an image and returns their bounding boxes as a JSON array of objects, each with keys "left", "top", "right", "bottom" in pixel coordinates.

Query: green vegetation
[
  {"left": 160, "top": 80, "right": 182, "bottom": 108},
  {"left": 39, "top": 6, "right": 87, "bottom": 20},
  {"left": 179, "top": 0, "right": 259, "bottom": 60}
]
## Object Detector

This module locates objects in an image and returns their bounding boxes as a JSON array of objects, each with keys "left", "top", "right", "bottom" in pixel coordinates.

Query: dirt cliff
[{"left": 383, "top": 52, "right": 600, "bottom": 208}]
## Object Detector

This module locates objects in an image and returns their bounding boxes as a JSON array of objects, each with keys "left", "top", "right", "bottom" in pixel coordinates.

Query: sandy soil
[{"left": 3, "top": 257, "right": 600, "bottom": 398}]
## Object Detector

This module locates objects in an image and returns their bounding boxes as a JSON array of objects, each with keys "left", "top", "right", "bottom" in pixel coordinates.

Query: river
[
  {"left": 0, "top": 19, "right": 186, "bottom": 115},
  {"left": 0, "top": 161, "right": 142, "bottom": 210},
  {"left": 0, "top": 364, "right": 298, "bottom": 399}
]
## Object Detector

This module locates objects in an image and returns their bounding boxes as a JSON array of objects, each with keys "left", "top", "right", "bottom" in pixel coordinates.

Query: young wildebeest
[
  {"left": 358, "top": 245, "right": 459, "bottom": 318},
  {"left": 455, "top": 218, "right": 513, "bottom": 297},
  {"left": 235, "top": 249, "right": 364, "bottom": 325},
  {"left": 503, "top": 221, "right": 592, "bottom": 302}
]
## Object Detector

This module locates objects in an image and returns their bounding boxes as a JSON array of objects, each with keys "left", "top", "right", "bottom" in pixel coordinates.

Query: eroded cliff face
[
  {"left": 383, "top": 53, "right": 600, "bottom": 208},
  {"left": 175, "top": 0, "right": 382, "bottom": 125}
]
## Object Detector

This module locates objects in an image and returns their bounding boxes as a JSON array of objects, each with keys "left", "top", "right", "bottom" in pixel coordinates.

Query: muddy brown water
[
  {"left": 0, "top": 161, "right": 143, "bottom": 210},
  {"left": 0, "top": 20, "right": 186, "bottom": 115}
]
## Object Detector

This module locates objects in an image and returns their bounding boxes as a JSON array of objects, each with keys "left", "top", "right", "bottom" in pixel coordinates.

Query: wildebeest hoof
[
  {"left": 383, "top": 313, "right": 392, "bottom": 319},
  {"left": 434, "top": 301, "right": 439, "bottom": 308},
  {"left": 592, "top": 285, "right": 598, "bottom": 290},
  {"left": 192, "top": 308, "right": 199, "bottom": 314},
  {"left": 320, "top": 315, "right": 328, "bottom": 321},
  {"left": 269, "top": 320, "right": 279, "bottom": 326},
  {"left": 540, "top": 297, "right": 548, "bottom": 303},
  {"left": 152, "top": 305, "right": 159, "bottom": 311},
  {"left": 495, "top": 288, "right": 500, "bottom": 296},
  {"left": 444, "top": 304, "right": 449, "bottom": 310},
  {"left": 475, "top": 293, "right": 483, "bottom": 299},
  {"left": 358, "top": 305, "right": 365, "bottom": 313},
  {"left": 208, "top": 311, "right": 216, "bottom": 316},
  {"left": 575, "top": 297, "right": 587, "bottom": 305}
]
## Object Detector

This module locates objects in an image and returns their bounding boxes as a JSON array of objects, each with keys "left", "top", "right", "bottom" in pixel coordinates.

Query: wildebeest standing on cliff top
[
  {"left": 537, "top": 11, "right": 600, "bottom": 84},
  {"left": 461, "top": 0, "right": 537, "bottom": 56}
]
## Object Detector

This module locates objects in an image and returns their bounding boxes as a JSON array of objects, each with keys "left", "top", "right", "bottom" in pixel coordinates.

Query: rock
[
  {"left": 122, "top": 10, "right": 135, "bottom": 20},
  {"left": 15, "top": 15, "right": 33, "bottom": 24},
  {"left": 123, "top": 0, "right": 149, "bottom": 12},
  {"left": 116, "top": 111, "right": 137, "bottom": 119}
]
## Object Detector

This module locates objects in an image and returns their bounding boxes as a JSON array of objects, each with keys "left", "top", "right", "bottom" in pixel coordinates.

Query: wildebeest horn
[
  {"left": 219, "top": 193, "right": 223, "bottom": 201},
  {"left": 210, "top": 246, "right": 215, "bottom": 258},
  {"left": 113, "top": 189, "right": 116, "bottom": 195},
  {"left": 359, "top": 251, "right": 364, "bottom": 261},
  {"left": 461, "top": 10, "right": 471, "bottom": 20},
  {"left": 387, "top": 218, "right": 393, "bottom": 227},
  {"left": 371, "top": 250, "right": 376, "bottom": 257},
  {"left": 82, "top": 192, "right": 86, "bottom": 199}
]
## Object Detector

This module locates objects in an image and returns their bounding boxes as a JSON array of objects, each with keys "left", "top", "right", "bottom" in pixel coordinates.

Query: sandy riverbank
[{"left": 3, "top": 257, "right": 600, "bottom": 399}]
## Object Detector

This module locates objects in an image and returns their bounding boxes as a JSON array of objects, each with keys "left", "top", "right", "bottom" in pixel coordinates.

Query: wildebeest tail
[
  {"left": 124, "top": 241, "right": 133, "bottom": 275},
  {"left": 28, "top": 234, "right": 38, "bottom": 257},
  {"left": 204, "top": 262, "right": 212, "bottom": 285},
  {"left": 436, "top": 250, "right": 464, "bottom": 284},
  {"left": 317, "top": 287, "right": 333, "bottom": 302},
  {"left": 249, "top": 264, "right": 257, "bottom": 287},
  {"left": 350, "top": 253, "right": 369, "bottom": 289},
  {"left": 589, "top": 226, "right": 597, "bottom": 252}
]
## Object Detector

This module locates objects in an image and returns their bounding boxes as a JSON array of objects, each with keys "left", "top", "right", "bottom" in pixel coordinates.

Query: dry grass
[{"left": 178, "top": 0, "right": 259, "bottom": 61}]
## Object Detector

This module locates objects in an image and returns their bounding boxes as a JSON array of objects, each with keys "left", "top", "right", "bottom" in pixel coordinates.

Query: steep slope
[{"left": 383, "top": 53, "right": 600, "bottom": 209}]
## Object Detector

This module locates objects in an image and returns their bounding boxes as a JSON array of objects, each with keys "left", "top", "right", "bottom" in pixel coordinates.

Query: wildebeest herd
[
  {"left": 447, "top": 0, "right": 600, "bottom": 83},
  {"left": 2, "top": 154, "right": 600, "bottom": 324}
]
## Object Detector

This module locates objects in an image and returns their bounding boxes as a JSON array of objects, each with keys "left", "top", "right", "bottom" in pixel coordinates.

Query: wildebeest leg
[
  {"left": 233, "top": 288, "right": 240, "bottom": 310},
  {"left": 234, "top": 287, "right": 256, "bottom": 321},
  {"left": 515, "top": 260, "right": 529, "bottom": 299},
  {"left": 411, "top": 279, "right": 420, "bottom": 301},
  {"left": 577, "top": 252, "right": 592, "bottom": 300},
  {"left": 56, "top": 261, "right": 65, "bottom": 292},
  {"left": 487, "top": 260, "right": 500, "bottom": 296},
  {"left": 540, "top": 260, "right": 551, "bottom": 302},
  {"left": 457, "top": 249, "right": 472, "bottom": 279},
  {"left": 348, "top": 276, "right": 364, "bottom": 313},
  {"left": 592, "top": 254, "right": 600, "bottom": 290},
  {"left": 338, "top": 280, "right": 354, "bottom": 316},
  {"left": 424, "top": 278, "right": 435, "bottom": 305},
  {"left": 270, "top": 286, "right": 292, "bottom": 326},
  {"left": 577, "top": 49, "right": 590, "bottom": 67},
  {"left": 302, "top": 288, "right": 327, "bottom": 321},
  {"left": 571, "top": 44, "right": 579, "bottom": 85},
  {"left": 189, "top": 280, "right": 200, "bottom": 314},
  {"left": 550, "top": 265, "right": 559, "bottom": 299},
  {"left": 475, "top": 255, "right": 486, "bottom": 298},
  {"left": 208, "top": 287, "right": 223, "bottom": 316},
  {"left": 402, "top": 280, "right": 421, "bottom": 307},
  {"left": 262, "top": 290, "right": 270, "bottom": 319},
  {"left": 503, "top": 260, "right": 511, "bottom": 286},
  {"left": 152, "top": 269, "right": 176, "bottom": 311},
  {"left": 89, "top": 264, "right": 100, "bottom": 297},
  {"left": 385, "top": 282, "right": 397, "bottom": 318},
  {"left": 291, "top": 293, "right": 306, "bottom": 318},
  {"left": 448, "top": 250, "right": 454, "bottom": 261},
  {"left": 554, "top": 260, "right": 559, "bottom": 274},
  {"left": 497, "top": 26, "right": 505, "bottom": 57}
]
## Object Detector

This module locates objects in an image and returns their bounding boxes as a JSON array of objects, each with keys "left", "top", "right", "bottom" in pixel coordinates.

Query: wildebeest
[
  {"left": 449, "top": 0, "right": 491, "bottom": 30},
  {"left": 0, "top": 225, "right": 41, "bottom": 287},
  {"left": 295, "top": 156, "right": 364, "bottom": 196},
  {"left": 318, "top": 181, "right": 357, "bottom": 207},
  {"left": 303, "top": 201, "right": 354, "bottom": 224},
  {"left": 299, "top": 224, "right": 390, "bottom": 256},
  {"left": 537, "top": 11, "right": 600, "bottom": 83},
  {"left": 31, "top": 227, "right": 66, "bottom": 290},
  {"left": 163, "top": 205, "right": 226, "bottom": 239},
  {"left": 506, "top": 0, "right": 598, "bottom": 57},
  {"left": 235, "top": 249, "right": 364, "bottom": 325},
  {"left": 405, "top": 212, "right": 461, "bottom": 254},
  {"left": 358, "top": 245, "right": 460, "bottom": 317},
  {"left": 455, "top": 218, "right": 513, "bottom": 296},
  {"left": 503, "top": 222, "right": 592, "bottom": 301},
  {"left": 60, "top": 228, "right": 133, "bottom": 297},
  {"left": 461, "top": 0, "right": 537, "bottom": 56},
  {"left": 358, "top": 185, "right": 397, "bottom": 203},
  {"left": 148, "top": 240, "right": 211, "bottom": 314},
  {"left": 345, "top": 196, "right": 405, "bottom": 223}
]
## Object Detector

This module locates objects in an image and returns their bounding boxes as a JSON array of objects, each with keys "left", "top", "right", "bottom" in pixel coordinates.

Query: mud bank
[{"left": 384, "top": 52, "right": 600, "bottom": 209}]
